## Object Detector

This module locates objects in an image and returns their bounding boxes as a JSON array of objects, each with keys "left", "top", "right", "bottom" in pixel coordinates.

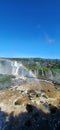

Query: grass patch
[
  {"left": 0, "top": 74, "right": 16, "bottom": 83},
  {"left": 15, "top": 99, "right": 22, "bottom": 105}
]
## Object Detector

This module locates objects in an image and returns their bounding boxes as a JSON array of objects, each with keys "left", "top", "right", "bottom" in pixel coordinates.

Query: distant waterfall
[
  {"left": 11, "top": 61, "right": 20, "bottom": 75},
  {"left": 0, "top": 59, "right": 36, "bottom": 78}
]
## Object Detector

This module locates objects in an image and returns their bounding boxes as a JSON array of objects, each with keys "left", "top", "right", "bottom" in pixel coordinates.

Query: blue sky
[{"left": 0, "top": 0, "right": 60, "bottom": 58}]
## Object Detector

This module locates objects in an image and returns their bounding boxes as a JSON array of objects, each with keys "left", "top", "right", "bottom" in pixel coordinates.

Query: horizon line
[{"left": 0, "top": 57, "right": 60, "bottom": 60}]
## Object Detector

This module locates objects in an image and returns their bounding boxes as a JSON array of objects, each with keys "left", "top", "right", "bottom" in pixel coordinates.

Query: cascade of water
[
  {"left": 11, "top": 61, "right": 20, "bottom": 75},
  {"left": 0, "top": 59, "right": 37, "bottom": 79},
  {"left": 0, "top": 59, "right": 39, "bottom": 89}
]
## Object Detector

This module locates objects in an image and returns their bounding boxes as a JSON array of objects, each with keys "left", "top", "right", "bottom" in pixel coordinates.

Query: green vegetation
[
  {"left": 0, "top": 74, "right": 16, "bottom": 83},
  {"left": 52, "top": 68, "right": 60, "bottom": 73},
  {"left": 43, "top": 95, "right": 48, "bottom": 99},
  {"left": 36, "top": 93, "right": 40, "bottom": 97},
  {"left": 28, "top": 89, "right": 35, "bottom": 93},
  {"left": 15, "top": 99, "right": 21, "bottom": 105},
  {"left": 25, "top": 63, "right": 49, "bottom": 73},
  {"left": 25, "top": 63, "right": 60, "bottom": 74},
  {"left": 48, "top": 89, "right": 50, "bottom": 92},
  {"left": 7, "top": 58, "right": 60, "bottom": 74}
]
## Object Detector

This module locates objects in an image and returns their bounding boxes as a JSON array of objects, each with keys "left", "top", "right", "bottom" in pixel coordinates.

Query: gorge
[{"left": 0, "top": 58, "right": 60, "bottom": 130}]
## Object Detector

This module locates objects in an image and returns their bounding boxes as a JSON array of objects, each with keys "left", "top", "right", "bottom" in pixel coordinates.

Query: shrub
[
  {"left": 48, "top": 89, "right": 50, "bottom": 92},
  {"left": 0, "top": 74, "right": 16, "bottom": 83},
  {"left": 15, "top": 99, "right": 21, "bottom": 105},
  {"left": 36, "top": 93, "right": 40, "bottom": 97}
]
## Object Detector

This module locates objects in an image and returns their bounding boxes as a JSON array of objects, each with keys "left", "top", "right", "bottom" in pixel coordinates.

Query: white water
[
  {"left": 11, "top": 61, "right": 20, "bottom": 76},
  {"left": 0, "top": 59, "right": 40, "bottom": 90},
  {"left": 0, "top": 59, "right": 36, "bottom": 78}
]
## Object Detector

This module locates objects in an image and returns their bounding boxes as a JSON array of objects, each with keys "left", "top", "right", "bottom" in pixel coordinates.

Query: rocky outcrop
[{"left": 30, "top": 68, "right": 60, "bottom": 84}]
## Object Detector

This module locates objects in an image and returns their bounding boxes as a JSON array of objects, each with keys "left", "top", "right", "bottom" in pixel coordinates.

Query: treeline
[{"left": 5, "top": 58, "right": 60, "bottom": 69}]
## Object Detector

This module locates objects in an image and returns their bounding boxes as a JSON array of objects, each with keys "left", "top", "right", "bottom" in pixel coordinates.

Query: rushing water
[
  {"left": 0, "top": 59, "right": 39, "bottom": 90},
  {"left": 0, "top": 59, "right": 36, "bottom": 77}
]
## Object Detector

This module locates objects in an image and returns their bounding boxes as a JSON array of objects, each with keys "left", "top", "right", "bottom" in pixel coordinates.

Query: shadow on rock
[{"left": 0, "top": 104, "right": 60, "bottom": 130}]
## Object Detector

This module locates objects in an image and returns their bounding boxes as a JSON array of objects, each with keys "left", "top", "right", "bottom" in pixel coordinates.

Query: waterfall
[
  {"left": 0, "top": 59, "right": 36, "bottom": 78},
  {"left": 11, "top": 61, "right": 20, "bottom": 76}
]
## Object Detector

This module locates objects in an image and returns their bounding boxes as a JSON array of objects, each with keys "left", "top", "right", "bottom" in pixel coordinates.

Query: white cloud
[
  {"left": 36, "top": 24, "right": 55, "bottom": 44},
  {"left": 47, "top": 38, "right": 55, "bottom": 43},
  {"left": 44, "top": 32, "right": 55, "bottom": 44}
]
